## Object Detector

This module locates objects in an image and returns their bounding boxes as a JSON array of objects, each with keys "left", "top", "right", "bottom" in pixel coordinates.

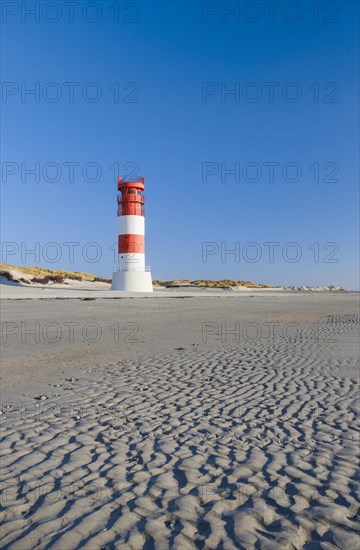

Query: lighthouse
[{"left": 111, "top": 175, "right": 153, "bottom": 292}]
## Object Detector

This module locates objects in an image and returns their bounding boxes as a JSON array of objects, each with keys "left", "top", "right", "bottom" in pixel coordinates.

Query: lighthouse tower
[{"left": 111, "top": 175, "right": 153, "bottom": 292}]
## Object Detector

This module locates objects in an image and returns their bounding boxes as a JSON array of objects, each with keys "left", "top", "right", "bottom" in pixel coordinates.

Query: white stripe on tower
[
  {"left": 118, "top": 252, "right": 145, "bottom": 270},
  {"left": 118, "top": 215, "right": 145, "bottom": 235}
]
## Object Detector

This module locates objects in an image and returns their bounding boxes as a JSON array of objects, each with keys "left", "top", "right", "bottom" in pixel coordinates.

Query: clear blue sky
[{"left": 1, "top": 1, "right": 359, "bottom": 288}]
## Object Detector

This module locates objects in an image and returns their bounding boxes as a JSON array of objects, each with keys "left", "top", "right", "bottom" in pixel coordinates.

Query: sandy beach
[
  {"left": 1, "top": 288, "right": 359, "bottom": 549},
  {"left": 3, "top": 0, "right": 358, "bottom": 545}
]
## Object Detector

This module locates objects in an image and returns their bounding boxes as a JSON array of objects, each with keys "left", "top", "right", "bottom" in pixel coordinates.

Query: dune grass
[
  {"left": 153, "top": 279, "right": 269, "bottom": 288},
  {"left": 1, "top": 264, "right": 268, "bottom": 288},
  {"left": 0, "top": 263, "right": 97, "bottom": 280}
]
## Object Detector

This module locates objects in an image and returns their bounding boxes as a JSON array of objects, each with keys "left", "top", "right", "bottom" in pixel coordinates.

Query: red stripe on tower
[{"left": 118, "top": 234, "right": 145, "bottom": 254}]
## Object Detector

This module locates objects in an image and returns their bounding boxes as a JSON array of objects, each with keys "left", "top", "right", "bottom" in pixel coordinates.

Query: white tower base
[{"left": 112, "top": 270, "right": 153, "bottom": 292}]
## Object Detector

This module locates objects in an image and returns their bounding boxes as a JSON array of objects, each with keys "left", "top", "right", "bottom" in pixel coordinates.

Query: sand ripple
[{"left": 1, "top": 315, "right": 359, "bottom": 549}]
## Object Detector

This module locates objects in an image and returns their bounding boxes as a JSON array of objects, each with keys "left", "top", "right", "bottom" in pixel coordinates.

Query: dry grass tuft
[
  {"left": 0, "top": 264, "right": 111, "bottom": 284},
  {"left": 1, "top": 263, "right": 96, "bottom": 279},
  {"left": 153, "top": 279, "right": 269, "bottom": 288}
]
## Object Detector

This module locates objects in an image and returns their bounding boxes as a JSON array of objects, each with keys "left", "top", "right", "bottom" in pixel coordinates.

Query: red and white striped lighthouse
[{"left": 111, "top": 175, "right": 153, "bottom": 292}]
